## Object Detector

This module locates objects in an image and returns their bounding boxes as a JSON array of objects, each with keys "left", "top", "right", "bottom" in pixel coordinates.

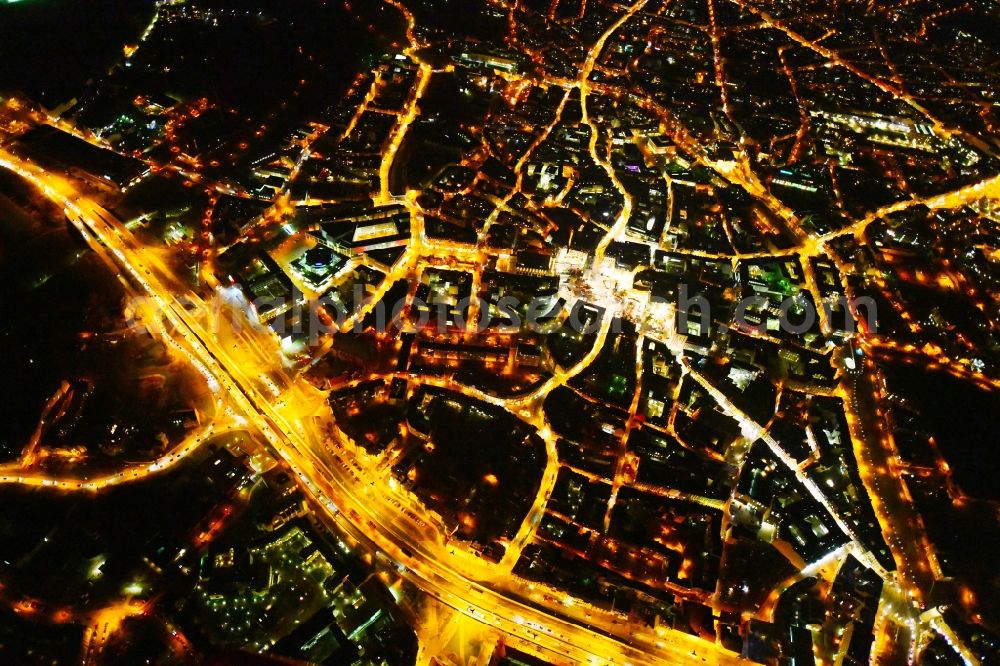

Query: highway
[
  {"left": 838, "top": 350, "right": 941, "bottom": 600},
  {"left": 0, "top": 149, "right": 748, "bottom": 665}
]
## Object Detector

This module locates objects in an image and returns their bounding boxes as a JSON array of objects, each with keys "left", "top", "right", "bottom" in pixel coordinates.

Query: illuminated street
[{"left": 0, "top": 0, "right": 999, "bottom": 664}]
